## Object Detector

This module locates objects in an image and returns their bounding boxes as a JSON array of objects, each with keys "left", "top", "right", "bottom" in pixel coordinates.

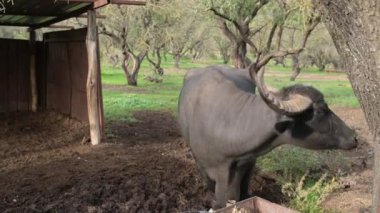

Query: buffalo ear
[{"left": 275, "top": 116, "right": 294, "bottom": 133}]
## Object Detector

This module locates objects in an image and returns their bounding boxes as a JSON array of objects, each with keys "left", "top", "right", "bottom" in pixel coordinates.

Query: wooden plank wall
[
  {"left": 0, "top": 29, "right": 90, "bottom": 123},
  {"left": 44, "top": 28, "right": 89, "bottom": 122},
  {"left": 0, "top": 39, "right": 41, "bottom": 112}
]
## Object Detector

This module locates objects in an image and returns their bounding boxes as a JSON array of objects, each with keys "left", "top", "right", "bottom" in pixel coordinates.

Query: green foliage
[
  {"left": 302, "top": 25, "right": 340, "bottom": 71},
  {"left": 282, "top": 173, "right": 338, "bottom": 213},
  {"left": 0, "top": 26, "right": 27, "bottom": 39},
  {"left": 100, "top": 5, "right": 148, "bottom": 49},
  {"left": 258, "top": 145, "right": 342, "bottom": 212},
  {"left": 203, "top": 0, "right": 266, "bottom": 21},
  {"left": 163, "top": 0, "right": 211, "bottom": 60},
  {"left": 293, "top": 0, "right": 315, "bottom": 24}
]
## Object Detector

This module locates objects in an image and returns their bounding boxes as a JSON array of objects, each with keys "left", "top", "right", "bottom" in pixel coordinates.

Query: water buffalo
[{"left": 178, "top": 65, "right": 358, "bottom": 209}]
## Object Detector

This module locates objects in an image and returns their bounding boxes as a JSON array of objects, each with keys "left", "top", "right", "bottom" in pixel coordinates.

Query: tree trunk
[
  {"left": 146, "top": 48, "right": 164, "bottom": 76},
  {"left": 174, "top": 54, "right": 181, "bottom": 69},
  {"left": 317, "top": 64, "right": 326, "bottom": 72},
  {"left": 274, "top": 57, "right": 286, "bottom": 67},
  {"left": 122, "top": 50, "right": 146, "bottom": 86},
  {"left": 110, "top": 55, "right": 119, "bottom": 68},
  {"left": 231, "top": 40, "right": 249, "bottom": 69},
  {"left": 218, "top": 19, "right": 249, "bottom": 69},
  {"left": 163, "top": 51, "right": 168, "bottom": 62},
  {"left": 316, "top": 1, "right": 380, "bottom": 212},
  {"left": 191, "top": 49, "right": 198, "bottom": 62},
  {"left": 219, "top": 45, "right": 230, "bottom": 64},
  {"left": 222, "top": 53, "right": 230, "bottom": 64},
  {"left": 274, "top": 25, "right": 286, "bottom": 67},
  {"left": 126, "top": 72, "right": 138, "bottom": 86},
  {"left": 290, "top": 53, "right": 301, "bottom": 81}
]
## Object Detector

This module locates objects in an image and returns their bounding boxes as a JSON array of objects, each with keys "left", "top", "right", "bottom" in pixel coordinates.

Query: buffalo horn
[{"left": 249, "top": 66, "right": 312, "bottom": 115}]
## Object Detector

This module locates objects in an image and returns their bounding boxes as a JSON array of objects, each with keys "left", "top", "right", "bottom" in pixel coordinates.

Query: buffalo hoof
[{"left": 226, "top": 200, "right": 237, "bottom": 206}]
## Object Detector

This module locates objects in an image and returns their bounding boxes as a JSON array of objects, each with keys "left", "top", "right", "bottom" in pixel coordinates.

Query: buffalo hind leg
[
  {"left": 227, "top": 160, "right": 255, "bottom": 202},
  {"left": 240, "top": 161, "right": 255, "bottom": 200},
  {"left": 210, "top": 161, "right": 255, "bottom": 209}
]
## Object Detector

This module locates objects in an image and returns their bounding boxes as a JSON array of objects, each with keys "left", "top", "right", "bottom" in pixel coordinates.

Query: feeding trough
[{"left": 216, "top": 197, "right": 297, "bottom": 213}]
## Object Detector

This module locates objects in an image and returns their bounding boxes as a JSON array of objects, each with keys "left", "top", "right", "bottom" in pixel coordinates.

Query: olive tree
[
  {"left": 314, "top": 0, "right": 380, "bottom": 211},
  {"left": 166, "top": 0, "right": 209, "bottom": 69},
  {"left": 99, "top": 5, "right": 149, "bottom": 86},
  {"left": 205, "top": 0, "right": 270, "bottom": 68},
  {"left": 303, "top": 26, "right": 340, "bottom": 72},
  {"left": 144, "top": 0, "right": 176, "bottom": 76},
  {"left": 213, "top": 34, "right": 231, "bottom": 64},
  {"left": 205, "top": 0, "right": 319, "bottom": 72}
]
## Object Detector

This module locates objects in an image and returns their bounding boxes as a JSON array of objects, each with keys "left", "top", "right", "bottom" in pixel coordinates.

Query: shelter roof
[{"left": 0, "top": 0, "right": 145, "bottom": 29}]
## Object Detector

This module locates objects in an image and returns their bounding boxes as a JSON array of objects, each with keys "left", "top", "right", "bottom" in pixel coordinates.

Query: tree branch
[
  {"left": 146, "top": 48, "right": 162, "bottom": 68},
  {"left": 218, "top": 19, "right": 238, "bottom": 43},
  {"left": 276, "top": 25, "right": 284, "bottom": 50},
  {"left": 209, "top": 7, "right": 242, "bottom": 32},
  {"left": 253, "top": 14, "right": 321, "bottom": 70},
  {"left": 137, "top": 49, "right": 148, "bottom": 61},
  {"left": 249, "top": 23, "right": 268, "bottom": 37},
  {"left": 266, "top": 22, "right": 278, "bottom": 52},
  {"left": 98, "top": 24, "right": 122, "bottom": 44},
  {"left": 209, "top": 7, "right": 235, "bottom": 23},
  {"left": 244, "top": 0, "right": 270, "bottom": 25},
  {"left": 234, "top": 23, "right": 260, "bottom": 54}
]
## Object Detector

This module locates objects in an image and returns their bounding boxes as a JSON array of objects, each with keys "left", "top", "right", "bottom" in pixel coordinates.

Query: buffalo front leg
[
  {"left": 205, "top": 175, "right": 215, "bottom": 192},
  {"left": 197, "top": 165, "right": 215, "bottom": 192},
  {"left": 211, "top": 166, "right": 230, "bottom": 210}
]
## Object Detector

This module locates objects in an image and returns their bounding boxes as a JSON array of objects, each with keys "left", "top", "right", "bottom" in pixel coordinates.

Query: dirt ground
[
  {"left": 322, "top": 108, "right": 373, "bottom": 213},
  {"left": 0, "top": 108, "right": 373, "bottom": 213}
]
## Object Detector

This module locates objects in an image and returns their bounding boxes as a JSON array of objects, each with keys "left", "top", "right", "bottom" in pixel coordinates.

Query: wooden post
[
  {"left": 86, "top": 9, "right": 102, "bottom": 145},
  {"left": 96, "top": 34, "right": 105, "bottom": 138},
  {"left": 29, "top": 30, "right": 38, "bottom": 112}
]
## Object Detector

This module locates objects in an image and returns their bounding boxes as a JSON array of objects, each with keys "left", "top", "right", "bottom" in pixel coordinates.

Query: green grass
[
  {"left": 102, "top": 64, "right": 185, "bottom": 121},
  {"left": 102, "top": 59, "right": 358, "bottom": 121},
  {"left": 103, "top": 91, "right": 178, "bottom": 122},
  {"left": 266, "top": 78, "right": 358, "bottom": 107}
]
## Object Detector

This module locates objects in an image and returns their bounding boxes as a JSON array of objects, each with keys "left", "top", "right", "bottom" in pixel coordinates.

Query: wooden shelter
[{"left": 0, "top": 0, "right": 146, "bottom": 145}]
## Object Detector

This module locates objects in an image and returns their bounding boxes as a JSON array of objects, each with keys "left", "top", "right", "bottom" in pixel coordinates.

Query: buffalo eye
[
  {"left": 314, "top": 108, "right": 325, "bottom": 116},
  {"left": 314, "top": 102, "right": 328, "bottom": 116},
  {"left": 294, "top": 107, "right": 314, "bottom": 121}
]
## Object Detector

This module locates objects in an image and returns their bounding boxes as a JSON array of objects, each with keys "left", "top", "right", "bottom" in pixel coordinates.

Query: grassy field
[
  {"left": 102, "top": 57, "right": 358, "bottom": 121},
  {"left": 101, "top": 58, "right": 358, "bottom": 212}
]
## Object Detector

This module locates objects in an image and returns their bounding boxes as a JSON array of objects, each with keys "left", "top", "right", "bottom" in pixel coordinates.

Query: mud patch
[
  {"left": 0, "top": 111, "right": 284, "bottom": 212},
  {"left": 0, "top": 108, "right": 371, "bottom": 212}
]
